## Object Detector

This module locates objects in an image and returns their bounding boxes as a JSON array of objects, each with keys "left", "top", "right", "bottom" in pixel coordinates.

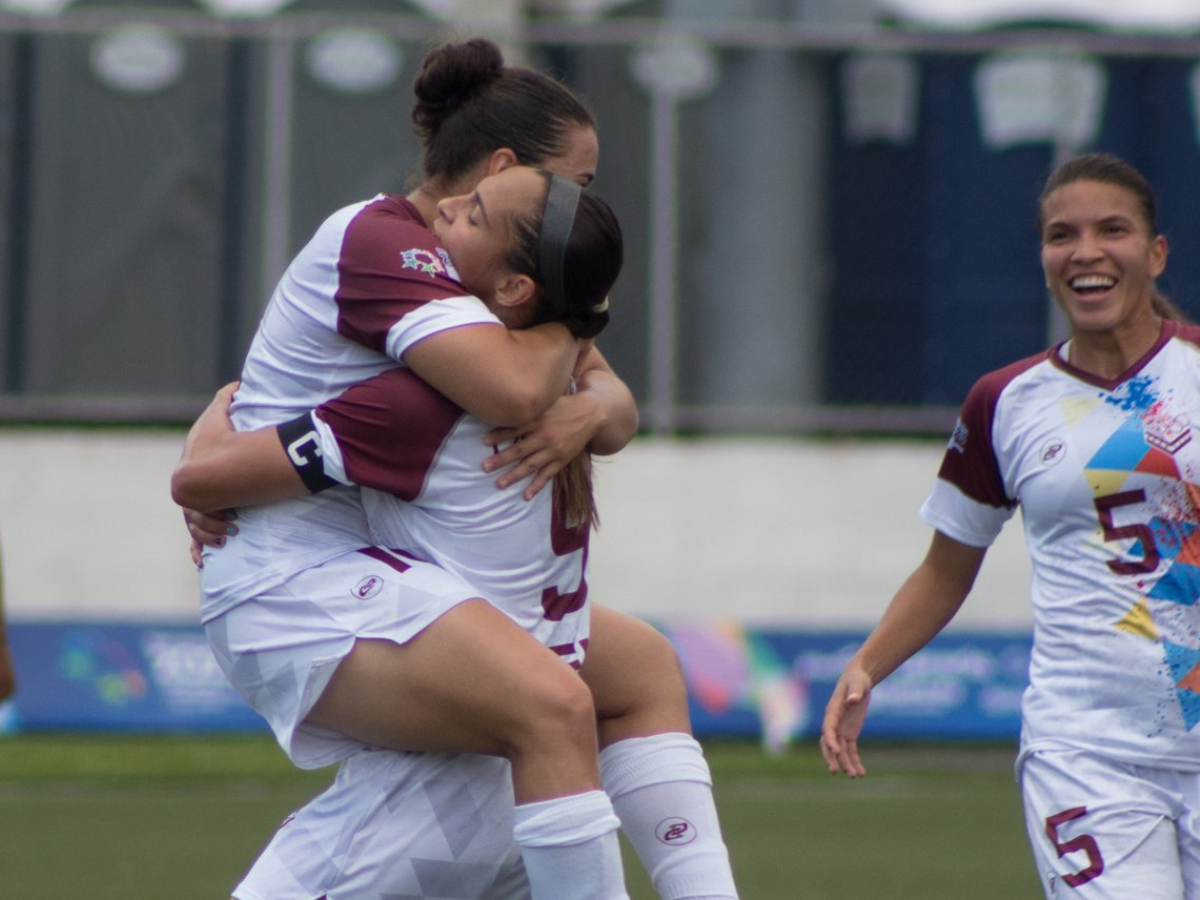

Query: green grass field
[{"left": 0, "top": 734, "right": 1040, "bottom": 900}]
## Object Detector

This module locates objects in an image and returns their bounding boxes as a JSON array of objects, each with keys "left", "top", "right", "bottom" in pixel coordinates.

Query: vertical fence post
[
  {"left": 4, "top": 32, "right": 34, "bottom": 394},
  {"left": 630, "top": 36, "right": 717, "bottom": 435},
  {"left": 217, "top": 34, "right": 252, "bottom": 382},
  {"left": 258, "top": 28, "right": 294, "bottom": 313}
]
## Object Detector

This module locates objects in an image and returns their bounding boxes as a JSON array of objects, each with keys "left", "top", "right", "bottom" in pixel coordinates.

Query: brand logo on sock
[{"left": 654, "top": 817, "right": 697, "bottom": 846}]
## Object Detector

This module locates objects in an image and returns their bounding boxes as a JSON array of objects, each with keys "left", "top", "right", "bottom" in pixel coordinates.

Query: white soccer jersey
[
  {"left": 199, "top": 195, "right": 499, "bottom": 623},
  {"left": 310, "top": 366, "right": 592, "bottom": 669},
  {"left": 922, "top": 320, "right": 1200, "bottom": 770}
]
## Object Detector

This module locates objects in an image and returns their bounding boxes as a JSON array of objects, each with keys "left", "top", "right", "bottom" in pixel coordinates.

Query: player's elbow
[
  {"left": 590, "top": 406, "right": 640, "bottom": 456},
  {"left": 170, "top": 461, "right": 216, "bottom": 512}
]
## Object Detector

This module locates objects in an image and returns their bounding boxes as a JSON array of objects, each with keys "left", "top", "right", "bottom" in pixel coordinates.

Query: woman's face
[
  {"left": 433, "top": 166, "right": 543, "bottom": 307},
  {"left": 543, "top": 125, "right": 599, "bottom": 188},
  {"left": 1040, "top": 179, "right": 1167, "bottom": 337}
]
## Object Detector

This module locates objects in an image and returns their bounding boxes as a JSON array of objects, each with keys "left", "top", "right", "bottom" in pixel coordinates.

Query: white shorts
[
  {"left": 205, "top": 546, "right": 479, "bottom": 770},
  {"left": 233, "top": 747, "right": 530, "bottom": 900},
  {"left": 1019, "top": 748, "right": 1200, "bottom": 900}
]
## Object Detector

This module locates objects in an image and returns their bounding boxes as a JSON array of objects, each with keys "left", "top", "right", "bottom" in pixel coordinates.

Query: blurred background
[
  {"left": 3, "top": 0, "right": 1200, "bottom": 743},
  {"left": 10, "top": 0, "right": 1200, "bottom": 427}
]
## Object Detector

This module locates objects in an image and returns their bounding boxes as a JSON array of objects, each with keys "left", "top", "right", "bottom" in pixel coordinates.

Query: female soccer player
[
  {"left": 821, "top": 152, "right": 1200, "bottom": 899},
  {"left": 182, "top": 165, "right": 627, "bottom": 900},
  {"left": 177, "top": 38, "right": 738, "bottom": 900}
]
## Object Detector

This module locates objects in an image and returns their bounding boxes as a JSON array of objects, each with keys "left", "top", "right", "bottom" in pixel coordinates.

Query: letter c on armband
[{"left": 276, "top": 413, "right": 339, "bottom": 494}]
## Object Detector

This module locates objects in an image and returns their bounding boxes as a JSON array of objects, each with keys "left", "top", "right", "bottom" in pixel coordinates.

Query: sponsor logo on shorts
[
  {"left": 353, "top": 575, "right": 383, "bottom": 599},
  {"left": 654, "top": 817, "right": 697, "bottom": 846}
]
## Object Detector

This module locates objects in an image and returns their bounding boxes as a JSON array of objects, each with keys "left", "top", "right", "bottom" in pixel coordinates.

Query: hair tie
[
  {"left": 590, "top": 296, "right": 609, "bottom": 314},
  {"left": 539, "top": 174, "right": 581, "bottom": 316}
]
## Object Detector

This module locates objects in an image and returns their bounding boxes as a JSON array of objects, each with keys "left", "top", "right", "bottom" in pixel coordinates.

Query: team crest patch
[
  {"left": 435, "top": 247, "right": 460, "bottom": 281},
  {"left": 1143, "top": 406, "right": 1192, "bottom": 455},
  {"left": 948, "top": 417, "right": 969, "bottom": 454},
  {"left": 399, "top": 248, "right": 447, "bottom": 277}
]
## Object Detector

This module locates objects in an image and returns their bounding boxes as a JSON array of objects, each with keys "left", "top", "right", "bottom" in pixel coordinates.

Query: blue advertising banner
[
  {"left": 5, "top": 621, "right": 264, "bottom": 732},
  {"left": 659, "top": 624, "right": 1031, "bottom": 750},
  {"left": 2, "top": 620, "right": 1032, "bottom": 745}
]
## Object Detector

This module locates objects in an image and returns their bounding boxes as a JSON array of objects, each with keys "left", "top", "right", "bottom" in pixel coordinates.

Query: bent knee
[
  {"left": 509, "top": 669, "right": 596, "bottom": 746},
  {"left": 640, "top": 627, "right": 685, "bottom": 683},
  {"left": 533, "top": 669, "right": 596, "bottom": 726}
]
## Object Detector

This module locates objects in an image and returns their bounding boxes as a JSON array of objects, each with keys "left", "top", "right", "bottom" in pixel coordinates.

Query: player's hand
[
  {"left": 210, "top": 381, "right": 239, "bottom": 416},
  {"left": 482, "top": 391, "right": 598, "bottom": 500},
  {"left": 820, "top": 668, "right": 873, "bottom": 778},
  {"left": 184, "top": 507, "right": 238, "bottom": 568}
]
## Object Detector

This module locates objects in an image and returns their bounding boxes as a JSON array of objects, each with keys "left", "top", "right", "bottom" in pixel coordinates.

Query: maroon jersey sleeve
[
  {"left": 937, "top": 351, "right": 1047, "bottom": 510},
  {"left": 334, "top": 196, "right": 470, "bottom": 353},
  {"left": 315, "top": 367, "right": 465, "bottom": 502}
]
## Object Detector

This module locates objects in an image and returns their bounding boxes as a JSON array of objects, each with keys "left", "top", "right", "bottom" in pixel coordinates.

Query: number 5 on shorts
[{"left": 1045, "top": 806, "right": 1105, "bottom": 887}]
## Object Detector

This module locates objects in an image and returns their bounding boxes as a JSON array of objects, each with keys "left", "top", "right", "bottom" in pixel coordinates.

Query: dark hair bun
[{"left": 411, "top": 39, "right": 504, "bottom": 138}]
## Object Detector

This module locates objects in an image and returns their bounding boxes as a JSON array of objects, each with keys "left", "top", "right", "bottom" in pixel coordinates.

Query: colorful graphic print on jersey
[
  {"left": 1086, "top": 373, "right": 1200, "bottom": 730},
  {"left": 400, "top": 246, "right": 459, "bottom": 281}
]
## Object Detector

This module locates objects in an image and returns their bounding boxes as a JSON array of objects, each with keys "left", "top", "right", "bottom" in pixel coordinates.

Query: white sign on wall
[
  {"left": 975, "top": 50, "right": 1106, "bottom": 151},
  {"left": 841, "top": 52, "right": 921, "bottom": 145}
]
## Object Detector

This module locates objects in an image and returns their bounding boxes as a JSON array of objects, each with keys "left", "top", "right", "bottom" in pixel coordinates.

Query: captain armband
[{"left": 276, "top": 413, "right": 339, "bottom": 494}]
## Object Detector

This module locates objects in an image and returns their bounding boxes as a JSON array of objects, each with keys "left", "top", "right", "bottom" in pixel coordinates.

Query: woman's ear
[
  {"left": 1150, "top": 234, "right": 1168, "bottom": 280},
  {"left": 486, "top": 148, "right": 520, "bottom": 176},
  {"left": 493, "top": 272, "right": 539, "bottom": 321}
]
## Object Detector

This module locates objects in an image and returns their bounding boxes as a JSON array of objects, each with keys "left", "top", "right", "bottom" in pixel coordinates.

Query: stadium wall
[
  {"left": 0, "top": 428, "right": 1032, "bottom": 628},
  {"left": 0, "top": 429, "right": 1035, "bottom": 740}
]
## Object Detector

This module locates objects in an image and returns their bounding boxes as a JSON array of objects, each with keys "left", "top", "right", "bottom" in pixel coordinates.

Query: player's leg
[
  {"left": 584, "top": 606, "right": 739, "bottom": 900},
  {"left": 306, "top": 601, "right": 628, "bottom": 900},
  {"left": 584, "top": 605, "right": 691, "bottom": 745},
  {"left": 1020, "top": 748, "right": 1185, "bottom": 900},
  {"left": 307, "top": 599, "right": 599, "bottom": 803},
  {"left": 232, "top": 749, "right": 525, "bottom": 900},
  {"left": 209, "top": 552, "right": 627, "bottom": 900}
]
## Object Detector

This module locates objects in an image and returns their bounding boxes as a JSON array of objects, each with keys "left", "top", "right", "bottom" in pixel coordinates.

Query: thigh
[
  {"left": 207, "top": 546, "right": 482, "bottom": 769},
  {"left": 233, "top": 749, "right": 525, "bottom": 900},
  {"left": 1021, "top": 749, "right": 1184, "bottom": 900},
  {"left": 307, "top": 597, "right": 590, "bottom": 757},
  {"left": 581, "top": 605, "right": 691, "bottom": 744}
]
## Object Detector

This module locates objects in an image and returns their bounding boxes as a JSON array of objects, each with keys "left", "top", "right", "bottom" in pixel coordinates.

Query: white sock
[
  {"left": 512, "top": 789, "right": 629, "bottom": 900},
  {"left": 600, "top": 733, "right": 739, "bottom": 900}
]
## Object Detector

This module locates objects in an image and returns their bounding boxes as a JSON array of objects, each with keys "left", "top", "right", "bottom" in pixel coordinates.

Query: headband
[{"left": 538, "top": 174, "right": 582, "bottom": 316}]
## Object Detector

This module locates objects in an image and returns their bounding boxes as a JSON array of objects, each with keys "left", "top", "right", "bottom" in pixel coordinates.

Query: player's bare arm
[
  {"left": 483, "top": 345, "right": 639, "bottom": 499},
  {"left": 0, "top": 536, "right": 16, "bottom": 702},
  {"left": 404, "top": 320, "right": 579, "bottom": 427},
  {"left": 821, "top": 531, "right": 985, "bottom": 777},
  {"left": 171, "top": 383, "right": 305, "bottom": 514}
]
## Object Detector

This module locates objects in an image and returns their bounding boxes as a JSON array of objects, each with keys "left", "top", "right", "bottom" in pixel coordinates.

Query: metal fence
[{"left": 5, "top": 5, "right": 1200, "bottom": 433}]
